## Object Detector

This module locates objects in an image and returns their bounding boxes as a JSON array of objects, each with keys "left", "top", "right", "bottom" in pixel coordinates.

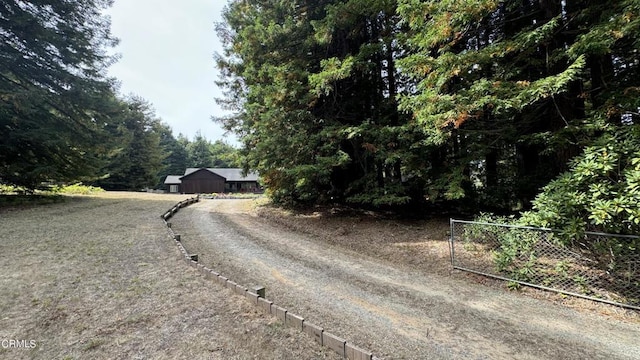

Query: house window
[{"left": 169, "top": 185, "right": 179, "bottom": 193}]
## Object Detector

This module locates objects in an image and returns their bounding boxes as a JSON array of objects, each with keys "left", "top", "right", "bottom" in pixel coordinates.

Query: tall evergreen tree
[
  {"left": 217, "top": 0, "right": 639, "bottom": 230},
  {"left": 0, "top": 0, "right": 118, "bottom": 189},
  {"left": 210, "top": 140, "right": 241, "bottom": 168},
  {"left": 218, "top": 0, "right": 421, "bottom": 207},
  {"left": 217, "top": 0, "right": 336, "bottom": 205},
  {"left": 155, "top": 122, "right": 188, "bottom": 186},
  {"left": 397, "top": 0, "right": 640, "bottom": 229},
  {"left": 95, "top": 97, "right": 164, "bottom": 190},
  {"left": 308, "top": 0, "right": 417, "bottom": 207},
  {"left": 187, "top": 131, "right": 214, "bottom": 168}
]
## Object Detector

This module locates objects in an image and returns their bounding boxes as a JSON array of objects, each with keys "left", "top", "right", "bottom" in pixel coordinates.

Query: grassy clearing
[{"left": 0, "top": 192, "right": 338, "bottom": 360}]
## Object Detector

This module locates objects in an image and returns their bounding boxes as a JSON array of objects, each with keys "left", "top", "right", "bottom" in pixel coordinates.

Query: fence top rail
[
  {"left": 450, "top": 219, "right": 554, "bottom": 232},
  {"left": 583, "top": 231, "right": 640, "bottom": 239},
  {"left": 450, "top": 219, "right": 640, "bottom": 240}
]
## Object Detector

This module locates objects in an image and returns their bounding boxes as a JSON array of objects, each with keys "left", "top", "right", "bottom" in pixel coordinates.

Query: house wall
[
  {"left": 224, "top": 181, "right": 260, "bottom": 193},
  {"left": 181, "top": 170, "right": 225, "bottom": 194}
]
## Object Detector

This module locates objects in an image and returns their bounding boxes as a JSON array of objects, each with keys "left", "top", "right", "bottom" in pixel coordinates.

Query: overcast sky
[{"left": 105, "top": 0, "right": 236, "bottom": 144}]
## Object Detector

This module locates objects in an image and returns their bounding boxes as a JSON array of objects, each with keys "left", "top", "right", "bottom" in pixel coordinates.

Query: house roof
[
  {"left": 164, "top": 175, "right": 183, "bottom": 184},
  {"left": 183, "top": 168, "right": 259, "bottom": 182},
  {"left": 165, "top": 168, "right": 259, "bottom": 185}
]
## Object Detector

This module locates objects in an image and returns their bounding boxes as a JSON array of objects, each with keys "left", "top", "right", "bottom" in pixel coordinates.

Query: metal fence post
[{"left": 449, "top": 219, "right": 455, "bottom": 267}]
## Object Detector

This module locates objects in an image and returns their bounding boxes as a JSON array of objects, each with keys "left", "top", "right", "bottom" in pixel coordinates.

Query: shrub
[
  {"left": 54, "top": 183, "right": 105, "bottom": 195},
  {"left": 520, "top": 126, "right": 640, "bottom": 239}
]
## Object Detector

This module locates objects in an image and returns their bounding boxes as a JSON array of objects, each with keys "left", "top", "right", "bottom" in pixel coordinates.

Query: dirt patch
[
  {"left": 255, "top": 203, "right": 640, "bottom": 321},
  {"left": 255, "top": 204, "right": 453, "bottom": 276},
  {"left": 0, "top": 193, "right": 340, "bottom": 359}
]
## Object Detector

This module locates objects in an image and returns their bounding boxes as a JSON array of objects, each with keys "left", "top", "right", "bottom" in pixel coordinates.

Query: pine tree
[
  {"left": 210, "top": 140, "right": 240, "bottom": 168},
  {"left": 0, "top": 0, "right": 118, "bottom": 189},
  {"left": 308, "top": 0, "right": 416, "bottom": 207},
  {"left": 217, "top": 0, "right": 421, "bottom": 207},
  {"left": 187, "top": 131, "right": 214, "bottom": 168},
  {"left": 217, "top": 0, "right": 640, "bottom": 224},
  {"left": 217, "top": 0, "right": 338, "bottom": 205},
  {"left": 397, "top": 0, "right": 640, "bottom": 227},
  {"left": 95, "top": 97, "right": 164, "bottom": 190},
  {"left": 155, "top": 123, "right": 188, "bottom": 187}
]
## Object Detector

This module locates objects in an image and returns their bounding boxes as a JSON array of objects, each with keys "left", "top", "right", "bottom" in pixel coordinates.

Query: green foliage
[
  {"left": 309, "top": 56, "right": 356, "bottom": 96},
  {"left": 1, "top": 182, "right": 101, "bottom": 196},
  {"left": 463, "top": 214, "right": 550, "bottom": 285},
  {"left": 0, "top": 184, "right": 28, "bottom": 194},
  {"left": 217, "top": 0, "right": 422, "bottom": 208},
  {"left": 344, "top": 171, "right": 412, "bottom": 207},
  {"left": 520, "top": 125, "right": 640, "bottom": 284},
  {"left": 1, "top": 0, "right": 240, "bottom": 193},
  {"left": 398, "top": 0, "right": 640, "bottom": 211},
  {"left": 187, "top": 132, "right": 214, "bottom": 168},
  {"left": 0, "top": 0, "right": 119, "bottom": 189},
  {"left": 466, "top": 211, "right": 639, "bottom": 302},
  {"left": 182, "top": 132, "right": 240, "bottom": 169},
  {"left": 217, "top": 0, "right": 640, "bottom": 229},
  {"left": 93, "top": 97, "right": 165, "bottom": 191},
  {"left": 155, "top": 124, "right": 189, "bottom": 187},
  {"left": 209, "top": 140, "right": 241, "bottom": 168},
  {"left": 53, "top": 183, "right": 105, "bottom": 195},
  {"left": 522, "top": 125, "right": 640, "bottom": 237}
]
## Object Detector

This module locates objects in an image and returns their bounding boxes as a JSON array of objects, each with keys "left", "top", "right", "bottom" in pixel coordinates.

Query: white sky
[{"left": 104, "top": 0, "right": 237, "bottom": 144}]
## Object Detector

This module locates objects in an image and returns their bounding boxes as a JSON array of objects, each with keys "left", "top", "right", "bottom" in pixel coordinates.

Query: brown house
[{"left": 164, "top": 168, "right": 260, "bottom": 194}]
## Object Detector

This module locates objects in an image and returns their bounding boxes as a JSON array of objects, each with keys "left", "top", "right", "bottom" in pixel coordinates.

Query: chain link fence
[{"left": 450, "top": 220, "right": 640, "bottom": 310}]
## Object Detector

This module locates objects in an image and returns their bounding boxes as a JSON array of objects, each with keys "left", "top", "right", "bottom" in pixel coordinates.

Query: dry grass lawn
[{"left": 0, "top": 192, "right": 339, "bottom": 360}]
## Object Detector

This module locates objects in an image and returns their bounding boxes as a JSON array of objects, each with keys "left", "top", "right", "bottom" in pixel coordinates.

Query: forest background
[{"left": 1, "top": 0, "right": 639, "bottom": 239}]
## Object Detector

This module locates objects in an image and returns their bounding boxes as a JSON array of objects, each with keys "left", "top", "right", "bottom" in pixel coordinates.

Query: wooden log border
[{"left": 160, "top": 196, "right": 377, "bottom": 360}]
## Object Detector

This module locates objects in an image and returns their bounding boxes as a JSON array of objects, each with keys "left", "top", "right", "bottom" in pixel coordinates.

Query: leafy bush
[
  {"left": 468, "top": 210, "right": 639, "bottom": 302},
  {"left": 0, "top": 184, "right": 22, "bottom": 194},
  {"left": 518, "top": 125, "right": 640, "bottom": 282},
  {"left": 53, "top": 183, "right": 105, "bottom": 195},
  {"left": 463, "top": 213, "right": 541, "bottom": 281},
  {"left": 520, "top": 125, "right": 640, "bottom": 239}
]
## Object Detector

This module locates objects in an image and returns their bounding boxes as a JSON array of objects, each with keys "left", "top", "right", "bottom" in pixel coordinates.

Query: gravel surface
[{"left": 172, "top": 199, "right": 640, "bottom": 360}]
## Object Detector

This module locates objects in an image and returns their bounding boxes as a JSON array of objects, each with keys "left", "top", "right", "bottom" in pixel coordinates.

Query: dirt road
[{"left": 172, "top": 199, "right": 640, "bottom": 360}]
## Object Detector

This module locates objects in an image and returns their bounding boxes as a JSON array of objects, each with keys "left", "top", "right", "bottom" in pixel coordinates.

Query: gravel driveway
[{"left": 171, "top": 199, "right": 639, "bottom": 360}]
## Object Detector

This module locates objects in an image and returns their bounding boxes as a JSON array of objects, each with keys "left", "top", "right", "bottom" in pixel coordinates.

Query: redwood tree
[{"left": 0, "top": 0, "right": 119, "bottom": 189}]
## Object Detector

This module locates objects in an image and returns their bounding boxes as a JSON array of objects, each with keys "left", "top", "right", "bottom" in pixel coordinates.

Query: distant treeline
[
  {"left": 0, "top": 1, "right": 238, "bottom": 192},
  {"left": 1, "top": 1, "right": 639, "bottom": 237}
]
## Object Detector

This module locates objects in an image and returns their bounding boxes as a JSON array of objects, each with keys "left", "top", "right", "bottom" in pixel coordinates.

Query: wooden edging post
[{"left": 159, "top": 196, "right": 375, "bottom": 360}]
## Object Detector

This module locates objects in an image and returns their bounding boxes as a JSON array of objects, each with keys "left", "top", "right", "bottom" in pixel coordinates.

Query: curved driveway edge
[{"left": 161, "top": 197, "right": 376, "bottom": 360}]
